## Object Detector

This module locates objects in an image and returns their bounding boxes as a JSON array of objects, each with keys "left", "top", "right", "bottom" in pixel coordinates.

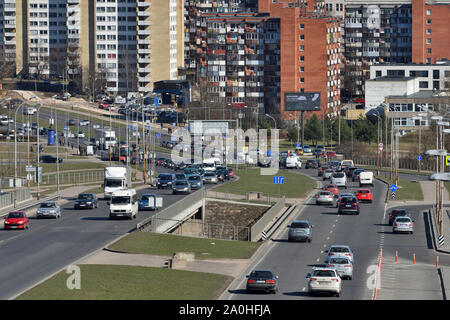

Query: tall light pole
[
  {"left": 14, "top": 103, "right": 27, "bottom": 207},
  {"left": 36, "top": 104, "right": 43, "bottom": 200}
]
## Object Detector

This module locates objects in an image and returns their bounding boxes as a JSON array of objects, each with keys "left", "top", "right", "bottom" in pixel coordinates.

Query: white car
[
  {"left": 93, "top": 124, "right": 100, "bottom": 129},
  {"left": 285, "top": 156, "right": 302, "bottom": 169},
  {"left": 307, "top": 267, "right": 342, "bottom": 297},
  {"left": 327, "top": 257, "right": 353, "bottom": 280},
  {"left": 75, "top": 131, "right": 85, "bottom": 138},
  {"left": 325, "top": 245, "right": 354, "bottom": 263},
  {"left": 80, "top": 120, "right": 90, "bottom": 126},
  {"left": 359, "top": 171, "right": 374, "bottom": 187},
  {"left": 331, "top": 172, "right": 347, "bottom": 189}
]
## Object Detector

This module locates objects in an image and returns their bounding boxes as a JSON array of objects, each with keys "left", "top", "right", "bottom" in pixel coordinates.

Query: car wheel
[
  {"left": 308, "top": 238, "right": 312, "bottom": 243},
  {"left": 348, "top": 276, "right": 352, "bottom": 280},
  {"left": 335, "top": 292, "right": 340, "bottom": 297}
]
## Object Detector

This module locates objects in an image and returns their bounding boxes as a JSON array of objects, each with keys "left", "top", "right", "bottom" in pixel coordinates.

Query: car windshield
[
  {"left": 333, "top": 173, "right": 345, "bottom": 178},
  {"left": 313, "top": 270, "right": 336, "bottom": 277},
  {"left": 205, "top": 173, "right": 214, "bottom": 177},
  {"left": 250, "top": 271, "right": 273, "bottom": 279},
  {"left": 8, "top": 212, "right": 24, "bottom": 218},
  {"left": 329, "top": 258, "right": 349, "bottom": 264},
  {"left": 392, "top": 210, "right": 407, "bottom": 215},
  {"left": 111, "top": 196, "right": 130, "bottom": 204},
  {"left": 105, "top": 180, "right": 123, "bottom": 187},
  {"left": 78, "top": 194, "right": 93, "bottom": 200},
  {"left": 40, "top": 203, "right": 56, "bottom": 208},
  {"left": 358, "top": 190, "right": 370, "bottom": 194},
  {"left": 158, "top": 175, "right": 172, "bottom": 180},
  {"left": 320, "top": 191, "right": 331, "bottom": 196},
  {"left": 325, "top": 185, "right": 336, "bottom": 189},
  {"left": 330, "top": 247, "right": 350, "bottom": 253},
  {"left": 396, "top": 218, "right": 411, "bottom": 223},
  {"left": 141, "top": 195, "right": 152, "bottom": 201},
  {"left": 291, "top": 222, "right": 309, "bottom": 229},
  {"left": 175, "top": 181, "right": 188, "bottom": 186},
  {"left": 189, "top": 176, "right": 200, "bottom": 181},
  {"left": 175, "top": 175, "right": 186, "bottom": 180}
]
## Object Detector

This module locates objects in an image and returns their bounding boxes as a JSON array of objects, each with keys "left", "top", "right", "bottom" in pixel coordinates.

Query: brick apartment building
[
  {"left": 258, "top": 0, "right": 341, "bottom": 120},
  {"left": 412, "top": 0, "right": 450, "bottom": 64}
]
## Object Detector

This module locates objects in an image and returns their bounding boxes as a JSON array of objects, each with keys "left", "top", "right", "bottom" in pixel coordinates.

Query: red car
[
  {"left": 323, "top": 184, "right": 339, "bottom": 197},
  {"left": 356, "top": 189, "right": 373, "bottom": 203},
  {"left": 227, "top": 168, "right": 235, "bottom": 178},
  {"left": 4, "top": 211, "right": 29, "bottom": 230},
  {"left": 326, "top": 151, "right": 337, "bottom": 158}
]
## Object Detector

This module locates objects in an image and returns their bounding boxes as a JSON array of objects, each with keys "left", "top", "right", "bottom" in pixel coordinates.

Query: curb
[{"left": 428, "top": 206, "right": 450, "bottom": 255}]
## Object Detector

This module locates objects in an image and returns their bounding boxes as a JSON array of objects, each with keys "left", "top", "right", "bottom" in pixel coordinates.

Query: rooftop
[{"left": 370, "top": 76, "right": 417, "bottom": 81}]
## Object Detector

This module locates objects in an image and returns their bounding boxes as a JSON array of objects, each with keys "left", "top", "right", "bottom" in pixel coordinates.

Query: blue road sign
[
  {"left": 133, "top": 126, "right": 137, "bottom": 131},
  {"left": 390, "top": 185, "right": 397, "bottom": 192},
  {"left": 417, "top": 155, "right": 422, "bottom": 161},
  {"left": 156, "top": 133, "right": 161, "bottom": 138},
  {"left": 268, "top": 150, "right": 272, "bottom": 156},
  {"left": 173, "top": 123, "right": 176, "bottom": 127},
  {"left": 273, "top": 176, "right": 285, "bottom": 184},
  {"left": 296, "top": 143, "right": 301, "bottom": 148}
]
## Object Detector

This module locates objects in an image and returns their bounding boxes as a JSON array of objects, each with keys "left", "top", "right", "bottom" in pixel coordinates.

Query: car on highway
[
  {"left": 184, "top": 167, "right": 200, "bottom": 179},
  {"left": 315, "top": 190, "right": 334, "bottom": 205},
  {"left": 36, "top": 201, "right": 61, "bottom": 219},
  {"left": 215, "top": 167, "right": 230, "bottom": 181},
  {"left": 203, "top": 172, "right": 218, "bottom": 184},
  {"left": 174, "top": 173, "right": 187, "bottom": 181},
  {"left": 307, "top": 267, "right": 342, "bottom": 297},
  {"left": 388, "top": 208, "right": 408, "bottom": 226},
  {"left": 306, "top": 159, "right": 319, "bottom": 169},
  {"left": 138, "top": 194, "right": 159, "bottom": 211},
  {"left": 325, "top": 245, "right": 354, "bottom": 263},
  {"left": 157, "top": 173, "right": 173, "bottom": 189},
  {"left": 40, "top": 155, "right": 63, "bottom": 163},
  {"left": 74, "top": 193, "right": 98, "bottom": 209},
  {"left": 326, "top": 151, "right": 337, "bottom": 158},
  {"left": 156, "top": 158, "right": 166, "bottom": 166},
  {"left": 187, "top": 174, "right": 203, "bottom": 190},
  {"left": 352, "top": 169, "right": 365, "bottom": 182},
  {"left": 287, "top": 220, "right": 313, "bottom": 242},
  {"left": 345, "top": 166, "right": 358, "bottom": 178},
  {"left": 227, "top": 168, "right": 235, "bottom": 178},
  {"left": 337, "top": 196, "right": 360, "bottom": 215},
  {"left": 67, "top": 119, "right": 76, "bottom": 126},
  {"left": 327, "top": 257, "right": 353, "bottom": 280},
  {"left": 285, "top": 155, "right": 302, "bottom": 169},
  {"left": 75, "top": 131, "right": 85, "bottom": 138},
  {"left": 336, "top": 192, "right": 355, "bottom": 207},
  {"left": 303, "top": 145, "right": 312, "bottom": 153},
  {"left": 331, "top": 172, "right": 347, "bottom": 189},
  {"left": 317, "top": 165, "right": 329, "bottom": 177},
  {"left": 359, "top": 171, "right": 374, "bottom": 187},
  {"left": 80, "top": 120, "right": 90, "bottom": 126},
  {"left": 393, "top": 216, "right": 414, "bottom": 234},
  {"left": 172, "top": 180, "right": 191, "bottom": 195},
  {"left": 323, "top": 169, "right": 334, "bottom": 180},
  {"left": 3, "top": 211, "right": 29, "bottom": 230},
  {"left": 108, "top": 188, "right": 138, "bottom": 220},
  {"left": 356, "top": 189, "right": 373, "bottom": 203},
  {"left": 323, "top": 184, "right": 339, "bottom": 198},
  {"left": 246, "top": 270, "right": 279, "bottom": 294}
]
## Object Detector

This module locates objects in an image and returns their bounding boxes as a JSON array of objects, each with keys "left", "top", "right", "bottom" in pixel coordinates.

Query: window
[
  {"left": 376, "top": 71, "right": 382, "bottom": 77},
  {"left": 419, "top": 81, "right": 428, "bottom": 88},
  {"left": 427, "top": 48, "right": 432, "bottom": 54},
  {"left": 300, "top": 66, "right": 305, "bottom": 72},
  {"left": 300, "top": 34, "right": 305, "bottom": 41},
  {"left": 426, "top": 29, "right": 431, "bottom": 35},
  {"left": 299, "top": 45, "right": 304, "bottom": 51},
  {"left": 433, "top": 70, "right": 439, "bottom": 79},
  {"left": 300, "top": 24, "right": 304, "bottom": 30},
  {"left": 426, "top": 38, "right": 431, "bottom": 44},
  {"left": 426, "top": 9, "right": 431, "bottom": 15},
  {"left": 426, "top": 19, "right": 431, "bottom": 25},
  {"left": 426, "top": 58, "right": 431, "bottom": 64},
  {"left": 300, "top": 56, "right": 304, "bottom": 62},
  {"left": 300, "top": 78, "right": 304, "bottom": 83}
]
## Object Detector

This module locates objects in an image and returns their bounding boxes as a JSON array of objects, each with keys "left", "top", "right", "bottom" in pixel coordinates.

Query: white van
[
  {"left": 203, "top": 157, "right": 221, "bottom": 172},
  {"left": 359, "top": 171, "right": 374, "bottom": 187},
  {"left": 109, "top": 188, "right": 138, "bottom": 220},
  {"left": 285, "top": 156, "right": 302, "bottom": 169}
]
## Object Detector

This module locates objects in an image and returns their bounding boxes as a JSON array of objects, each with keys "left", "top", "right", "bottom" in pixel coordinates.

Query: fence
[
  {"left": 39, "top": 169, "right": 104, "bottom": 186},
  {"left": 353, "top": 157, "right": 437, "bottom": 172},
  {"left": 137, "top": 188, "right": 206, "bottom": 232},
  {"left": 0, "top": 177, "right": 25, "bottom": 188},
  {"left": 205, "top": 189, "right": 282, "bottom": 205},
  {"left": 0, "top": 188, "right": 32, "bottom": 209},
  {"left": 250, "top": 196, "right": 286, "bottom": 242},
  {"left": 146, "top": 217, "right": 250, "bottom": 241}
]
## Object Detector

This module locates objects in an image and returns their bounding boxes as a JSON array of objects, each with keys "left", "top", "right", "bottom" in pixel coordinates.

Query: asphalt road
[
  {"left": 0, "top": 165, "right": 221, "bottom": 300},
  {"left": 228, "top": 168, "right": 446, "bottom": 300}
]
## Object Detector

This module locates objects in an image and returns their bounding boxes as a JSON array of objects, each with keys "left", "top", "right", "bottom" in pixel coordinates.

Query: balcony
[
  {"left": 138, "top": 1, "right": 150, "bottom": 6},
  {"left": 138, "top": 49, "right": 151, "bottom": 54},
  {"left": 138, "top": 20, "right": 151, "bottom": 26},
  {"left": 138, "top": 39, "right": 150, "bottom": 45},
  {"left": 138, "top": 29, "right": 151, "bottom": 35},
  {"left": 137, "top": 11, "right": 151, "bottom": 17},
  {"left": 138, "top": 58, "right": 151, "bottom": 63}
]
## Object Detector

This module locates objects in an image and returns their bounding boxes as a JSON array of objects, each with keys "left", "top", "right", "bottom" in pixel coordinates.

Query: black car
[
  {"left": 352, "top": 169, "right": 365, "bottom": 181},
  {"left": 338, "top": 196, "right": 360, "bottom": 215},
  {"left": 67, "top": 119, "right": 76, "bottom": 126},
  {"left": 74, "top": 193, "right": 98, "bottom": 209},
  {"left": 345, "top": 166, "right": 359, "bottom": 178},
  {"left": 40, "top": 155, "right": 63, "bottom": 163},
  {"left": 388, "top": 209, "right": 408, "bottom": 226},
  {"left": 157, "top": 173, "right": 173, "bottom": 189},
  {"left": 306, "top": 159, "right": 319, "bottom": 169},
  {"left": 215, "top": 168, "right": 230, "bottom": 181},
  {"left": 174, "top": 162, "right": 188, "bottom": 171},
  {"left": 246, "top": 270, "right": 279, "bottom": 294}
]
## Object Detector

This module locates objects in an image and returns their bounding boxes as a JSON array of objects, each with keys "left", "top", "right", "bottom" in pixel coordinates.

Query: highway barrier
[
  {"left": 0, "top": 188, "right": 31, "bottom": 210},
  {"left": 0, "top": 193, "right": 59, "bottom": 218},
  {"left": 137, "top": 188, "right": 206, "bottom": 233},
  {"left": 250, "top": 196, "right": 286, "bottom": 242}
]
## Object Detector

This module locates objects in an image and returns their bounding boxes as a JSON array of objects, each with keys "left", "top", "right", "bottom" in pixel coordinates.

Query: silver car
[
  {"left": 288, "top": 220, "right": 312, "bottom": 242},
  {"left": 326, "top": 245, "right": 354, "bottom": 263},
  {"left": 203, "top": 172, "right": 218, "bottom": 184},
  {"left": 327, "top": 257, "right": 353, "bottom": 280},
  {"left": 323, "top": 169, "right": 334, "bottom": 180},
  {"left": 172, "top": 180, "right": 191, "bottom": 195},
  {"left": 331, "top": 172, "right": 347, "bottom": 188},
  {"left": 36, "top": 201, "right": 61, "bottom": 219},
  {"left": 315, "top": 191, "right": 334, "bottom": 205},
  {"left": 307, "top": 267, "right": 342, "bottom": 297},
  {"left": 393, "top": 216, "right": 414, "bottom": 234}
]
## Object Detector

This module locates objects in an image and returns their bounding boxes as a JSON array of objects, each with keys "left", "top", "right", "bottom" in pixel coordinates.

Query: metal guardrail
[
  {"left": 250, "top": 196, "right": 286, "bottom": 242},
  {"left": 0, "top": 193, "right": 60, "bottom": 218},
  {"left": 0, "top": 188, "right": 31, "bottom": 209},
  {"left": 137, "top": 188, "right": 206, "bottom": 232}
]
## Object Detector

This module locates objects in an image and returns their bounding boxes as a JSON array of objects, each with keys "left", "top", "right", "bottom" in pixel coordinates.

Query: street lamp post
[{"left": 14, "top": 103, "right": 27, "bottom": 208}]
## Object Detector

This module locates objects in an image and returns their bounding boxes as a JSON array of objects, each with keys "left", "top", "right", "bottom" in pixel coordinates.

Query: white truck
[
  {"left": 99, "top": 129, "right": 116, "bottom": 150},
  {"left": 108, "top": 188, "right": 138, "bottom": 220},
  {"left": 359, "top": 171, "right": 374, "bottom": 187},
  {"left": 202, "top": 157, "right": 222, "bottom": 172},
  {"left": 103, "top": 166, "right": 131, "bottom": 199}
]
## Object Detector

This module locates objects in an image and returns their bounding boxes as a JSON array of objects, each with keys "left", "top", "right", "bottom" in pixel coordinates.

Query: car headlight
[
  {"left": 17, "top": 221, "right": 24, "bottom": 224},
  {"left": 86, "top": 202, "right": 92, "bottom": 204},
  {"left": 4, "top": 221, "right": 9, "bottom": 224}
]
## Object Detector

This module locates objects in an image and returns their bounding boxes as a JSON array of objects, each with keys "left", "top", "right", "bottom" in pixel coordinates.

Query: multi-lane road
[{"left": 227, "top": 168, "right": 448, "bottom": 300}]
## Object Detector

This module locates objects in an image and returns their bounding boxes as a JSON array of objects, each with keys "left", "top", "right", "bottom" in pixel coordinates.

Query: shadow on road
[{"left": 283, "top": 291, "right": 309, "bottom": 297}]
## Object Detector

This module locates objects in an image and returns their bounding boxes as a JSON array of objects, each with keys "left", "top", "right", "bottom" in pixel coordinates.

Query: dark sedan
[
  {"left": 246, "top": 270, "right": 279, "bottom": 294},
  {"left": 40, "top": 155, "right": 63, "bottom": 163},
  {"left": 74, "top": 193, "right": 98, "bottom": 210},
  {"left": 157, "top": 173, "right": 173, "bottom": 189},
  {"left": 338, "top": 196, "right": 360, "bottom": 215},
  {"left": 388, "top": 209, "right": 408, "bottom": 226}
]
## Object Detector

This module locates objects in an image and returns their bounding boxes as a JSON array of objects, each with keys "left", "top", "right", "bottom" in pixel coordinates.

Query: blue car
[
  {"left": 138, "top": 194, "right": 158, "bottom": 211},
  {"left": 157, "top": 173, "right": 173, "bottom": 189},
  {"left": 188, "top": 174, "right": 203, "bottom": 190}
]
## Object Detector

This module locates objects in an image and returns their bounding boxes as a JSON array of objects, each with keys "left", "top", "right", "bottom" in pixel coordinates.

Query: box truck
[{"left": 103, "top": 166, "right": 131, "bottom": 199}]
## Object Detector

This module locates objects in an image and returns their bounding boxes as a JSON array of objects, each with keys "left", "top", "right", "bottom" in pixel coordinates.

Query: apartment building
[
  {"left": 258, "top": 0, "right": 341, "bottom": 120},
  {"left": 412, "top": 0, "right": 450, "bottom": 64},
  {"left": 0, "top": 0, "right": 17, "bottom": 71}
]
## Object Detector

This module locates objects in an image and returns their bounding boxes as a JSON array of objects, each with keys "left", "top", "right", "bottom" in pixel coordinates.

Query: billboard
[
  {"left": 284, "top": 92, "right": 321, "bottom": 111},
  {"left": 189, "top": 120, "right": 230, "bottom": 136}
]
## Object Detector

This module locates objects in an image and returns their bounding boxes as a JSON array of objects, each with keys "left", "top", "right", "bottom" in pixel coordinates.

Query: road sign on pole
[
  {"left": 446, "top": 156, "right": 450, "bottom": 166},
  {"left": 378, "top": 142, "right": 383, "bottom": 151},
  {"left": 273, "top": 176, "right": 285, "bottom": 184},
  {"left": 390, "top": 185, "right": 397, "bottom": 192},
  {"left": 417, "top": 155, "right": 422, "bottom": 161}
]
